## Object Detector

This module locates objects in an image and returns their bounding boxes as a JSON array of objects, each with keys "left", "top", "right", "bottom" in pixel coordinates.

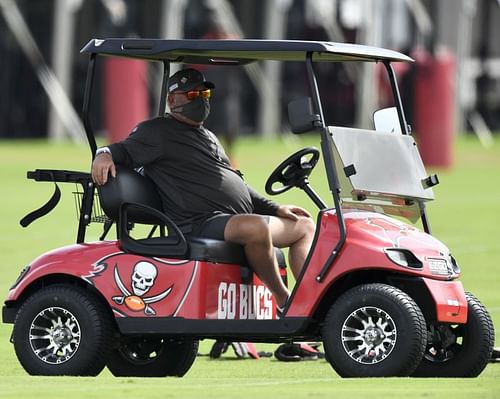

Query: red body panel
[
  {"left": 287, "top": 210, "right": 461, "bottom": 322},
  {"left": 7, "top": 241, "right": 276, "bottom": 320},
  {"left": 7, "top": 210, "right": 465, "bottom": 324},
  {"left": 422, "top": 278, "right": 468, "bottom": 323}
]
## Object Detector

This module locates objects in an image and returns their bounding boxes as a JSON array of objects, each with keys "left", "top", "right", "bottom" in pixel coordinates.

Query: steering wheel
[{"left": 265, "top": 147, "right": 320, "bottom": 195}]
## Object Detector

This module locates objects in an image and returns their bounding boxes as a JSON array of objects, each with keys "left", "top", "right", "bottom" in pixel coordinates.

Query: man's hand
[
  {"left": 91, "top": 153, "right": 116, "bottom": 185},
  {"left": 276, "top": 205, "right": 311, "bottom": 221}
]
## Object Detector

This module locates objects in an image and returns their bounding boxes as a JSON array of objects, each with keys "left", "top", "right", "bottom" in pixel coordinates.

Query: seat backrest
[{"left": 98, "top": 166, "right": 163, "bottom": 224}]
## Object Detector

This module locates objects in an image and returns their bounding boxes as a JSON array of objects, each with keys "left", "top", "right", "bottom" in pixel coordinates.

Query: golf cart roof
[{"left": 80, "top": 38, "right": 413, "bottom": 64}]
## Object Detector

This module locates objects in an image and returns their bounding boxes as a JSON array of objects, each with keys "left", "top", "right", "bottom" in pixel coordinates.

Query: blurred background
[{"left": 0, "top": 0, "right": 499, "bottom": 167}]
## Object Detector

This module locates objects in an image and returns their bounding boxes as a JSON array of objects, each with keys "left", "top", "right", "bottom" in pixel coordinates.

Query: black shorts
[{"left": 194, "top": 213, "right": 270, "bottom": 241}]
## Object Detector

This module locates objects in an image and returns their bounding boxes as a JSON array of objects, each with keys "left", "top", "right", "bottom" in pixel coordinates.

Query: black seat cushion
[
  {"left": 189, "top": 237, "right": 246, "bottom": 264},
  {"left": 189, "top": 237, "right": 286, "bottom": 269}
]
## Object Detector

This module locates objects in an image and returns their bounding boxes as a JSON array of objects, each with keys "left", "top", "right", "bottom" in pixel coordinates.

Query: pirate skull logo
[
  {"left": 131, "top": 261, "right": 157, "bottom": 296},
  {"left": 112, "top": 261, "right": 172, "bottom": 316}
]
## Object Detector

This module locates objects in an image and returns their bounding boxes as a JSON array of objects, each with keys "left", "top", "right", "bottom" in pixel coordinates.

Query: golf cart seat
[{"left": 97, "top": 166, "right": 286, "bottom": 269}]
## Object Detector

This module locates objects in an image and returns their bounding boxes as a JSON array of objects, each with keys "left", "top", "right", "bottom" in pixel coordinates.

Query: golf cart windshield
[{"left": 329, "top": 121, "right": 434, "bottom": 222}]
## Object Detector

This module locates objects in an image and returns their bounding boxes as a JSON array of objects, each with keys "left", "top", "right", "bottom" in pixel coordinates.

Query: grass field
[{"left": 0, "top": 135, "right": 499, "bottom": 398}]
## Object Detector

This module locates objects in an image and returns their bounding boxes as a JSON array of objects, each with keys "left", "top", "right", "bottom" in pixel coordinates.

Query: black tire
[
  {"left": 322, "top": 283, "right": 427, "bottom": 377},
  {"left": 13, "top": 284, "right": 114, "bottom": 376},
  {"left": 412, "top": 292, "right": 494, "bottom": 377},
  {"left": 106, "top": 337, "right": 198, "bottom": 377}
]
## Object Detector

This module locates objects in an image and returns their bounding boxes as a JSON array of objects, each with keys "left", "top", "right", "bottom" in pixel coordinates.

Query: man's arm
[
  {"left": 92, "top": 120, "right": 163, "bottom": 185},
  {"left": 247, "top": 185, "right": 312, "bottom": 221},
  {"left": 247, "top": 185, "right": 280, "bottom": 215}
]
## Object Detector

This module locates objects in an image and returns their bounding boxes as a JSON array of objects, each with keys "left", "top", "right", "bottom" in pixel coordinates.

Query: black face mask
[{"left": 172, "top": 97, "right": 210, "bottom": 123}]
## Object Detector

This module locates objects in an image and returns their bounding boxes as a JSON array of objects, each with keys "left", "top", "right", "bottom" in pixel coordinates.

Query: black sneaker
[
  {"left": 274, "top": 343, "right": 324, "bottom": 361},
  {"left": 209, "top": 340, "right": 229, "bottom": 359}
]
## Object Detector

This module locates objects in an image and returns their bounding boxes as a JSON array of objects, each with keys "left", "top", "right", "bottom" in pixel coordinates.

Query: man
[{"left": 92, "top": 68, "right": 315, "bottom": 312}]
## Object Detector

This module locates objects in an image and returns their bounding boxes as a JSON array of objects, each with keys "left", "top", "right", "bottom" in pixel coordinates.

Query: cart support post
[
  {"left": 305, "top": 53, "right": 346, "bottom": 282},
  {"left": 158, "top": 61, "right": 170, "bottom": 116},
  {"left": 80, "top": 53, "right": 99, "bottom": 242},
  {"left": 83, "top": 53, "right": 98, "bottom": 159},
  {"left": 383, "top": 61, "right": 410, "bottom": 135},
  {"left": 76, "top": 180, "right": 95, "bottom": 243}
]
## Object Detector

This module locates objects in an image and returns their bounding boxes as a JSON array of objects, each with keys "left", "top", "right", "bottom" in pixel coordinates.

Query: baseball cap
[{"left": 167, "top": 68, "right": 215, "bottom": 93}]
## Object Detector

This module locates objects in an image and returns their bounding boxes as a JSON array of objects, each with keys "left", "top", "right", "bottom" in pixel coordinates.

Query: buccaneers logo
[
  {"left": 112, "top": 262, "right": 172, "bottom": 315},
  {"left": 83, "top": 252, "right": 198, "bottom": 318}
]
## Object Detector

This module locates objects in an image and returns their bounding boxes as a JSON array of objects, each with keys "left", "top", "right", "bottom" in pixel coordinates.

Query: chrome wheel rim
[
  {"left": 29, "top": 307, "right": 81, "bottom": 364},
  {"left": 341, "top": 306, "right": 397, "bottom": 364}
]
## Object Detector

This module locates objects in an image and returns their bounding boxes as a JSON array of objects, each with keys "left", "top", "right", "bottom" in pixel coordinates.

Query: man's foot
[{"left": 276, "top": 296, "right": 289, "bottom": 318}]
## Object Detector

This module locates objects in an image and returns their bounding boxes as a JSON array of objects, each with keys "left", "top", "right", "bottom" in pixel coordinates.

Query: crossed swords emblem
[{"left": 112, "top": 266, "right": 172, "bottom": 316}]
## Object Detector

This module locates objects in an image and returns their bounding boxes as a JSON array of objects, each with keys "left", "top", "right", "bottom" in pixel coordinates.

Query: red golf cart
[{"left": 2, "top": 39, "right": 494, "bottom": 377}]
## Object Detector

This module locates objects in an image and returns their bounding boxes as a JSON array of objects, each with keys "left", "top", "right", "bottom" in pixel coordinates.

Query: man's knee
[
  {"left": 225, "top": 215, "right": 271, "bottom": 244},
  {"left": 296, "top": 216, "right": 316, "bottom": 238}
]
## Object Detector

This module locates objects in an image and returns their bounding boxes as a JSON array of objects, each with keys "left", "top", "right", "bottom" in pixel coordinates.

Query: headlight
[{"left": 385, "top": 249, "right": 423, "bottom": 269}]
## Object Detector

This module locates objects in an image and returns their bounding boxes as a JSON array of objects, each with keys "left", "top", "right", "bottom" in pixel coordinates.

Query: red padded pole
[
  {"left": 104, "top": 58, "right": 149, "bottom": 143},
  {"left": 413, "top": 48, "right": 455, "bottom": 168}
]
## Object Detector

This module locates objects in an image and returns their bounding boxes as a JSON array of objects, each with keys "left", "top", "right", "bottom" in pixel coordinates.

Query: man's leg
[
  {"left": 224, "top": 214, "right": 289, "bottom": 308},
  {"left": 268, "top": 215, "right": 316, "bottom": 279}
]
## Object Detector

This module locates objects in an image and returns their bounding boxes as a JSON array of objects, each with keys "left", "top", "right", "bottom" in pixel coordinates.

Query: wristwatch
[{"left": 95, "top": 146, "right": 111, "bottom": 156}]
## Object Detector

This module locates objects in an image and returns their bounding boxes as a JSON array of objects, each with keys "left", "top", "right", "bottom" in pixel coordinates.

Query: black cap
[{"left": 167, "top": 68, "right": 215, "bottom": 93}]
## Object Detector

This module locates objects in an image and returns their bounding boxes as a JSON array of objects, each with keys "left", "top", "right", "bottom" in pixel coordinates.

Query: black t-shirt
[{"left": 108, "top": 115, "right": 278, "bottom": 233}]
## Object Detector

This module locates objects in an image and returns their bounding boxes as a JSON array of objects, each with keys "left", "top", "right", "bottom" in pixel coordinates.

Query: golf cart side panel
[
  {"left": 82, "top": 251, "right": 200, "bottom": 319},
  {"left": 204, "top": 268, "right": 277, "bottom": 320},
  {"left": 82, "top": 252, "right": 276, "bottom": 320},
  {"left": 287, "top": 210, "right": 402, "bottom": 317},
  {"left": 5, "top": 241, "right": 123, "bottom": 302},
  {"left": 287, "top": 211, "right": 462, "bottom": 318},
  {"left": 6, "top": 241, "right": 277, "bottom": 321}
]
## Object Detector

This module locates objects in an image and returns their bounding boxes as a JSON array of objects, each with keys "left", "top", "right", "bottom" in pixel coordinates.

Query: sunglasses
[{"left": 183, "top": 89, "right": 211, "bottom": 100}]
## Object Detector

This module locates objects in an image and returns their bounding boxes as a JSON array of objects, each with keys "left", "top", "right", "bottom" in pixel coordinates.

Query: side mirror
[
  {"left": 288, "top": 97, "right": 321, "bottom": 134},
  {"left": 373, "top": 107, "right": 402, "bottom": 134}
]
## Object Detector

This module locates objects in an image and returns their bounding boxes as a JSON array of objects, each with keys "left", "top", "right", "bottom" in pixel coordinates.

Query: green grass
[{"left": 0, "top": 135, "right": 499, "bottom": 398}]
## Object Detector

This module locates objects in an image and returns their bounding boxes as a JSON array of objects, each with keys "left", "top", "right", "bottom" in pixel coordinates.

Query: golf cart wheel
[
  {"left": 412, "top": 292, "right": 494, "bottom": 377},
  {"left": 12, "top": 284, "right": 114, "bottom": 376},
  {"left": 322, "top": 283, "right": 427, "bottom": 377},
  {"left": 106, "top": 337, "right": 198, "bottom": 377}
]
